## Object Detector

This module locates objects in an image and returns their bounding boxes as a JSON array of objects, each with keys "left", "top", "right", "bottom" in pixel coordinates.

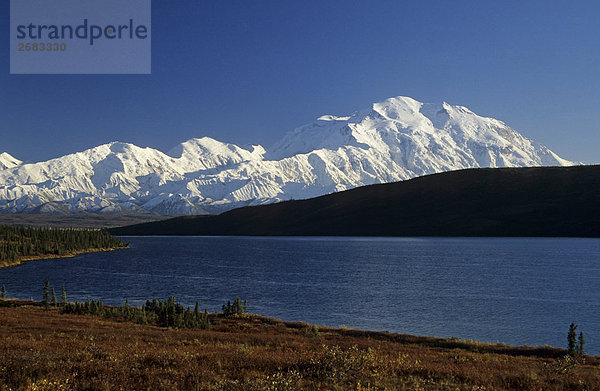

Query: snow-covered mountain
[
  {"left": 0, "top": 153, "right": 21, "bottom": 170},
  {"left": 0, "top": 96, "right": 575, "bottom": 215}
]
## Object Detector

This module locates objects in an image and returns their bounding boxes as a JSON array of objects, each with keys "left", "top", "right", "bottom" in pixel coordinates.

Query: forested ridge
[
  {"left": 0, "top": 225, "right": 127, "bottom": 267},
  {"left": 111, "top": 165, "right": 600, "bottom": 238}
]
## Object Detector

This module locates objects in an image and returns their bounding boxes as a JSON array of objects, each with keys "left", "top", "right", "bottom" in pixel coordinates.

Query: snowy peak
[
  {"left": 169, "top": 137, "right": 265, "bottom": 170},
  {"left": 0, "top": 152, "right": 22, "bottom": 170},
  {"left": 268, "top": 116, "right": 366, "bottom": 160},
  {"left": 371, "top": 96, "right": 425, "bottom": 123},
  {"left": 0, "top": 96, "right": 576, "bottom": 215},
  {"left": 270, "top": 96, "right": 572, "bottom": 172}
]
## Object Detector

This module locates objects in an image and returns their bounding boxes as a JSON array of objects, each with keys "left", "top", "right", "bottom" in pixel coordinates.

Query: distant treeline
[{"left": 0, "top": 225, "right": 127, "bottom": 266}]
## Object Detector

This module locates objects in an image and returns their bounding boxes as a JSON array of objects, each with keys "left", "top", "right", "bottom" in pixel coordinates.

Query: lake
[{"left": 1, "top": 236, "right": 599, "bottom": 354}]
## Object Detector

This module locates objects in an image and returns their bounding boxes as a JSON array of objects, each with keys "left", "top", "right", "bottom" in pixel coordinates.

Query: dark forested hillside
[
  {"left": 110, "top": 165, "right": 600, "bottom": 238},
  {"left": 0, "top": 225, "right": 127, "bottom": 267}
]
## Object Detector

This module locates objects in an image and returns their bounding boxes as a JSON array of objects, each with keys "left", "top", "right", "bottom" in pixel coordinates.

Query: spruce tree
[
  {"left": 222, "top": 300, "right": 231, "bottom": 314},
  {"left": 61, "top": 285, "right": 67, "bottom": 305},
  {"left": 139, "top": 308, "right": 148, "bottom": 325},
  {"left": 125, "top": 299, "right": 131, "bottom": 319},
  {"left": 222, "top": 297, "right": 248, "bottom": 316},
  {"left": 1, "top": 284, "right": 5, "bottom": 299},
  {"left": 568, "top": 323, "right": 578, "bottom": 355},
  {"left": 578, "top": 332, "right": 585, "bottom": 356},
  {"left": 52, "top": 288, "right": 57, "bottom": 307},
  {"left": 43, "top": 281, "right": 51, "bottom": 309}
]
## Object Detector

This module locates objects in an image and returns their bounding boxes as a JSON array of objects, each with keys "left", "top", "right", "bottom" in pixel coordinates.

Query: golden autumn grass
[{"left": 0, "top": 300, "right": 599, "bottom": 390}]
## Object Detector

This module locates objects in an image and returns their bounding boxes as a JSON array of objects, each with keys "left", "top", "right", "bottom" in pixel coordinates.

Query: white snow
[
  {"left": 0, "top": 96, "right": 576, "bottom": 215},
  {"left": 0, "top": 152, "right": 22, "bottom": 170}
]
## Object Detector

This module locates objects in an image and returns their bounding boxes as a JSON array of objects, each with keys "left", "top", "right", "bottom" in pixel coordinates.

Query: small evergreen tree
[
  {"left": 125, "top": 299, "right": 132, "bottom": 319},
  {"left": 578, "top": 331, "right": 585, "bottom": 356},
  {"left": 568, "top": 323, "right": 578, "bottom": 355},
  {"left": 222, "top": 300, "right": 231, "bottom": 314},
  {"left": 52, "top": 288, "right": 57, "bottom": 306},
  {"left": 1, "top": 284, "right": 5, "bottom": 299},
  {"left": 222, "top": 297, "right": 248, "bottom": 316},
  {"left": 138, "top": 308, "right": 148, "bottom": 325},
  {"left": 61, "top": 285, "right": 67, "bottom": 305},
  {"left": 43, "top": 280, "right": 51, "bottom": 309}
]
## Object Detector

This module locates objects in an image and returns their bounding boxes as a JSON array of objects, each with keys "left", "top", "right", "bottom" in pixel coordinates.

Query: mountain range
[{"left": 0, "top": 96, "right": 574, "bottom": 215}]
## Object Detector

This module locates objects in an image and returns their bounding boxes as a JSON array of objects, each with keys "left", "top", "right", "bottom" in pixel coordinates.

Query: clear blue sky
[{"left": 2, "top": 0, "right": 599, "bottom": 163}]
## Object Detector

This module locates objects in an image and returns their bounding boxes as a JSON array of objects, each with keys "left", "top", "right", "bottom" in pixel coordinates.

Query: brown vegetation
[{"left": 0, "top": 301, "right": 598, "bottom": 390}]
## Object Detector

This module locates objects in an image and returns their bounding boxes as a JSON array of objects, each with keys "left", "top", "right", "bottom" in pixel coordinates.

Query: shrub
[{"left": 303, "top": 325, "right": 320, "bottom": 338}]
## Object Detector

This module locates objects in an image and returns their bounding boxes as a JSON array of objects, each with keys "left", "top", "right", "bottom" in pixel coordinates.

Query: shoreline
[
  {"left": 0, "top": 298, "right": 589, "bottom": 359},
  {"left": 0, "top": 246, "right": 128, "bottom": 269}
]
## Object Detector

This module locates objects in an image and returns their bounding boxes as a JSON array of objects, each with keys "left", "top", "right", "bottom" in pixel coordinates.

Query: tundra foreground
[{"left": 0, "top": 302, "right": 599, "bottom": 390}]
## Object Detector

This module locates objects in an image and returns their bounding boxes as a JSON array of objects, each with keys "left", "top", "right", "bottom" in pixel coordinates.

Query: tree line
[
  {"left": 39, "top": 281, "right": 248, "bottom": 330},
  {"left": 0, "top": 225, "right": 127, "bottom": 265}
]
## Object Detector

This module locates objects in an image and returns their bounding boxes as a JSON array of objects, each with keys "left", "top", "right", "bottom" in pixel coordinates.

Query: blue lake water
[{"left": 1, "top": 236, "right": 599, "bottom": 354}]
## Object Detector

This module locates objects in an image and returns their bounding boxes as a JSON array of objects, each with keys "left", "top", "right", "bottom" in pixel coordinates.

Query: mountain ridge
[{"left": 0, "top": 96, "right": 575, "bottom": 215}]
